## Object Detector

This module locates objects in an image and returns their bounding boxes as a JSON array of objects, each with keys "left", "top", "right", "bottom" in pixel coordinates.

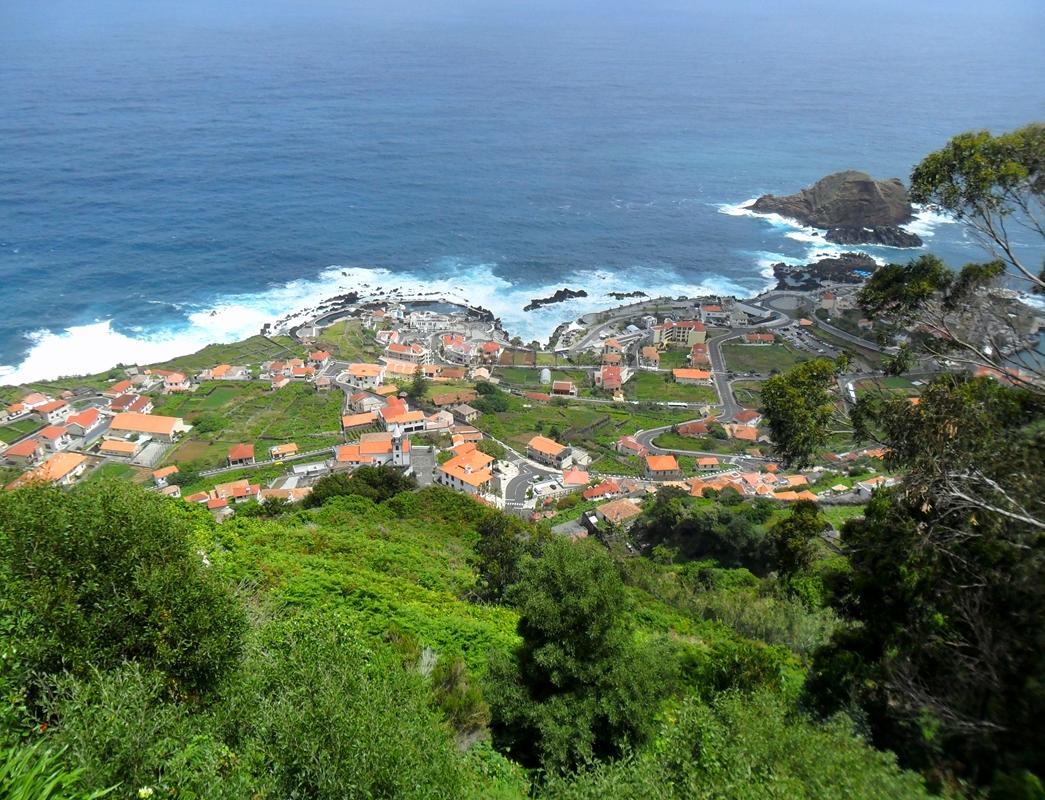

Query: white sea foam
[
  {"left": 901, "top": 205, "right": 955, "bottom": 238},
  {"left": 0, "top": 261, "right": 768, "bottom": 383}
]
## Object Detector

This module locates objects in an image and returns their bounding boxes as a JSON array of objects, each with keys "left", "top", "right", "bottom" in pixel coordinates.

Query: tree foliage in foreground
[
  {"left": 486, "top": 538, "right": 675, "bottom": 774},
  {"left": 807, "top": 377, "right": 1045, "bottom": 789},
  {"left": 0, "top": 481, "right": 245, "bottom": 701},
  {"left": 540, "top": 691, "right": 930, "bottom": 800}
]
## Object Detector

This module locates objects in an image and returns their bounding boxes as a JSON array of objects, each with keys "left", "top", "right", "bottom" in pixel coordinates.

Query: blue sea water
[{"left": 1, "top": 0, "right": 1042, "bottom": 382}]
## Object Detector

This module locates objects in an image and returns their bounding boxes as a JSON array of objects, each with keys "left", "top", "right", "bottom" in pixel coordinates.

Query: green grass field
[
  {"left": 221, "top": 488, "right": 520, "bottom": 673},
  {"left": 820, "top": 504, "right": 867, "bottom": 530},
  {"left": 656, "top": 349, "right": 690, "bottom": 370},
  {"left": 625, "top": 371, "right": 718, "bottom": 404},
  {"left": 854, "top": 376, "right": 921, "bottom": 397},
  {"left": 653, "top": 431, "right": 750, "bottom": 455},
  {"left": 314, "top": 319, "right": 383, "bottom": 362},
  {"left": 0, "top": 418, "right": 43, "bottom": 444},
  {"left": 153, "top": 335, "right": 303, "bottom": 373},
  {"left": 157, "top": 381, "right": 344, "bottom": 471},
  {"left": 721, "top": 343, "right": 811, "bottom": 374},
  {"left": 732, "top": 380, "right": 763, "bottom": 408},
  {"left": 84, "top": 462, "right": 140, "bottom": 484}
]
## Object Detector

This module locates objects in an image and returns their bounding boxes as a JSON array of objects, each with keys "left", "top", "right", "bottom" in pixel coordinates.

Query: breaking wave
[{"left": 0, "top": 260, "right": 773, "bottom": 384}]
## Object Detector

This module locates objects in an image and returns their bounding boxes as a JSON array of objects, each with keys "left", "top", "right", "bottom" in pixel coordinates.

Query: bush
[
  {"left": 486, "top": 538, "right": 676, "bottom": 773},
  {"left": 0, "top": 482, "right": 245, "bottom": 700},
  {"left": 305, "top": 465, "right": 416, "bottom": 507},
  {"left": 231, "top": 614, "right": 474, "bottom": 799},
  {"left": 540, "top": 691, "right": 931, "bottom": 799}
]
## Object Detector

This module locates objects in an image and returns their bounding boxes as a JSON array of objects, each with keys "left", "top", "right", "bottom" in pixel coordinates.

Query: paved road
[{"left": 632, "top": 423, "right": 773, "bottom": 469}]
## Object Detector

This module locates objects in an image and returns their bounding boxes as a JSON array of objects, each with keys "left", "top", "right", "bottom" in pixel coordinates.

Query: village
[{"left": 0, "top": 279, "right": 1002, "bottom": 535}]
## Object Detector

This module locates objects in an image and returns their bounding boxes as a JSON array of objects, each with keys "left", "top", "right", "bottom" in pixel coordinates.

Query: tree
[
  {"left": 539, "top": 691, "right": 931, "bottom": 799},
  {"left": 472, "top": 512, "right": 546, "bottom": 602},
  {"left": 486, "top": 538, "right": 675, "bottom": 773},
  {"left": 304, "top": 465, "right": 416, "bottom": 507},
  {"left": 862, "top": 124, "right": 1045, "bottom": 388},
  {"left": 771, "top": 500, "right": 823, "bottom": 580},
  {"left": 476, "top": 438, "right": 506, "bottom": 460},
  {"left": 759, "top": 359, "right": 842, "bottom": 467},
  {"left": 806, "top": 377, "right": 1045, "bottom": 789},
  {"left": 0, "top": 481, "right": 245, "bottom": 699},
  {"left": 406, "top": 368, "right": 428, "bottom": 403},
  {"left": 910, "top": 123, "right": 1043, "bottom": 292}
]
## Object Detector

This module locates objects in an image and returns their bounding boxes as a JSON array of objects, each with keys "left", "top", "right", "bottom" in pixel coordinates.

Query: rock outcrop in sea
[
  {"left": 751, "top": 170, "right": 923, "bottom": 247},
  {"left": 523, "top": 288, "right": 588, "bottom": 312}
]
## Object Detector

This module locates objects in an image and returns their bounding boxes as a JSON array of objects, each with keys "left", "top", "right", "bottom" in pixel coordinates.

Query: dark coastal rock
[
  {"left": 607, "top": 290, "right": 648, "bottom": 300},
  {"left": 825, "top": 225, "right": 922, "bottom": 248},
  {"left": 772, "top": 252, "right": 879, "bottom": 291},
  {"left": 524, "top": 287, "right": 588, "bottom": 312},
  {"left": 751, "top": 170, "right": 922, "bottom": 247}
]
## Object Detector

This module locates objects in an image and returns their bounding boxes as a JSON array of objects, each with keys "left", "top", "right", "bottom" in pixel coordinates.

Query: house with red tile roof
[
  {"left": 35, "top": 400, "right": 71, "bottom": 425},
  {"left": 333, "top": 430, "right": 410, "bottom": 469},
  {"left": 551, "top": 380, "right": 577, "bottom": 396},
  {"left": 523, "top": 391, "right": 551, "bottom": 403},
  {"left": 6, "top": 452, "right": 87, "bottom": 490},
  {"left": 345, "top": 362, "right": 386, "bottom": 389},
  {"left": 342, "top": 411, "right": 378, "bottom": 431},
  {"left": 644, "top": 454, "right": 681, "bottom": 480},
  {"left": 269, "top": 443, "right": 299, "bottom": 459},
  {"left": 673, "top": 368, "right": 712, "bottom": 385},
  {"left": 595, "top": 498, "right": 642, "bottom": 527},
  {"left": 2, "top": 438, "right": 44, "bottom": 467},
  {"left": 309, "top": 350, "right": 331, "bottom": 366},
  {"left": 65, "top": 408, "right": 104, "bottom": 439},
  {"left": 595, "top": 365, "right": 630, "bottom": 391},
  {"left": 615, "top": 436, "right": 648, "bottom": 458},
  {"left": 688, "top": 343, "right": 711, "bottom": 366},
  {"left": 638, "top": 346, "right": 661, "bottom": 369},
  {"left": 479, "top": 341, "right": 504, "bottom": 363},
  {"left": 724, "top": 424, "right": 759, "bottom": 442},
  {"left": 162, "top": 372, "right": 191, "bottom": 393},
  {"left": 349, "top": 392, "right": 384, "bottom": 413},
  {"left": 103, "top": 380, "right": 133, "bottom": 398},
  {"left": 109, "top": 412, "right": 190, "bottom": 442},
  {"left": 437, "top": 443, "right": 495, "bottom": 496},
  {"left": 38, "top": 425, "right": 72, "bottom": 452},
  {"left": 153, "top": 465, "right": 179, "bottom": 486},
  {"left": 384, "top": 342, "right": 432, "bottom": 365},
  {"left": 227, "top": 443, "right": 255, "bottom": 468},
  {"left": 583, "top": 480, "right": 621, "bottom": 501},
  {"left": 733, "top": 409, "right": 762, "bottom": 425},
  {"left": 527, "top": 435, "right": 572, "bottom": 468},
  {"left": 677, "top": 420, "right": 710, "bottom": 437}
]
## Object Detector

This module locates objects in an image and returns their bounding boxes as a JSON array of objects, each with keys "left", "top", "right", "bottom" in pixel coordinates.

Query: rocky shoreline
[{"left": 771, "top": 252, "right": 879, "bottom": 291}]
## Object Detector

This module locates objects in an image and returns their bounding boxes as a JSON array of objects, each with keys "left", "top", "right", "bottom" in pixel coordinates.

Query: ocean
[{"left": 1, "top": 0, "right": 1042, "bottom": 383}]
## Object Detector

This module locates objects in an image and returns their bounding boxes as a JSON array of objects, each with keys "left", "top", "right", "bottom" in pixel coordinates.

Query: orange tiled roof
[
  {"left": 646, "top": 454, "right": 679, "bottom": 472},
  {"left": 528, "top": 435, "right": 567, "bottom": 457}
]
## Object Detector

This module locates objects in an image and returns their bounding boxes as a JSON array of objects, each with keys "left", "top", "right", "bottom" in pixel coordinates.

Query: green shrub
[{"left": 0, "top": 482, "right": 245, "bottom": 701}]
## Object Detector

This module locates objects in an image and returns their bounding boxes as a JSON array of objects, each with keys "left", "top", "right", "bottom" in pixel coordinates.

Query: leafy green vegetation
[
  {"left": 152, "top": 335, "right": 302, "bottom": 373},
  {"left": 0, "top": 418, "right": 43, "bottom": 444},
  {"left": 313, "top": 318, "right": 382, "bottom": 361},
  {"left": 156, "top": 381, "right": 343, "bottom": 470}
]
